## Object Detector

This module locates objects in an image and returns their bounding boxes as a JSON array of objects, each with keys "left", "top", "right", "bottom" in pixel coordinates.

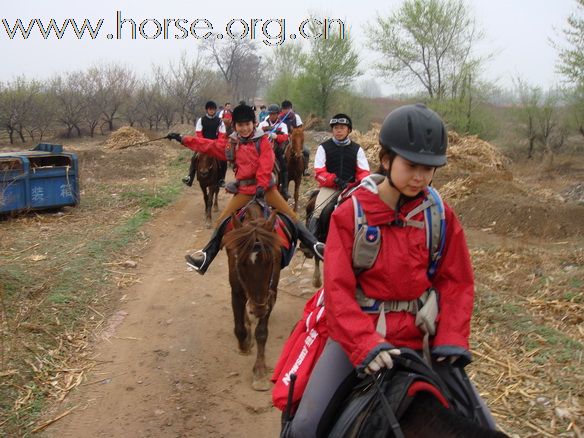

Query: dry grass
[
  {"left": 103, "top": 127, "right": 150, "bottom": 150},
  {"left": 1, "top": 130, "right": 583, "bottom": 437},
  {"left": 470, "top": 244, "right": 584, "bottom": 437},
  {"left": 0, "top": 139, "right": 188, "bottom": 435}
]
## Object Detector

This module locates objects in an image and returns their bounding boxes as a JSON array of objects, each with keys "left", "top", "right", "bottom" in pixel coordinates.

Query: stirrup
[
  {"left": 313, "top": 242, "right": 325, "bottom": 261},
  {"left": 182, "top": 175, "right": 191, "bottom": 186},
  {"left": 185, "top": 251, "right": 208, "bottom": 275}
]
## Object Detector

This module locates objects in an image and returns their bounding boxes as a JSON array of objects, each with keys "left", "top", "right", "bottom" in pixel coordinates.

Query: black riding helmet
[
  {"left": 330, "top": 113, "right": 352, "bottom": 132},
  {"left": 205, "top": 100, "right": 217, "bottom": 110},
  {"left": 232, "top": 104, "right": 256, "bottom": 124},
  {"left": 379, "top": 104, "right": 447, "bottom": 167},
  {"left": 268, "top": 104, "right": 280, "bottom": 114}
]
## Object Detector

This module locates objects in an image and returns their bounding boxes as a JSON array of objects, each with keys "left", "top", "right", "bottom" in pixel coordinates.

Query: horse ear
[
  {"left": 264, "top": 211, "right": 277, "bottom": 231},
  {"left": 232, "top": 213, "right": 242, "bottom": 229}
]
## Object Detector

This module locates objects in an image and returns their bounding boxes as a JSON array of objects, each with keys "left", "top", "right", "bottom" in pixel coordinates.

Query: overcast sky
[{"left": 0, "top": 0, "right": 577, "bottom": 95}]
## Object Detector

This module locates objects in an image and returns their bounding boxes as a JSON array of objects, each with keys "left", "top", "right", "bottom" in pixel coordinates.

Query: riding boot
[
  {"left": 184, "top": 153, "right": 198, "bottom": 187},
  {"left": 185, "top": 217, "right": 230, "bottom": 275},
  {"left": 280, "top": 170, "right": 290, "bottom": 200},
  {"left": 295, "top": 221, "right": 324, "bottom": 261},
  {"left": 307, "top": 215, "right": 319, "bottom": 235},
  {"left": 219, "top": 161, "right": 227, "bottom": 188},
  {"left": 303, "top": 148, "right": 310, "bottom": 176}
]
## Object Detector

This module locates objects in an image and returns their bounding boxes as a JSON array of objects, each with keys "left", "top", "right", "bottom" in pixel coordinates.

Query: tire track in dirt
[{"left": 43, "top": 186, "right": 315, "bottom": 438}]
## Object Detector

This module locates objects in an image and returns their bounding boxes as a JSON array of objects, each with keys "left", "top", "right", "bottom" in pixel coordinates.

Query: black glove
[
  {"left": 334, "top": 177, "right": 348, "bottom": 190},
  {"left": 166, "top": 133, "right": 182, "bottom": 142},
  {"left": 255, "top": 186, "right": 265, "bottom": 199}
]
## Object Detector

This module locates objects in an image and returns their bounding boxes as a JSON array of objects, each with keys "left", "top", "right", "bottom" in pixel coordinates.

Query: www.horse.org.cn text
[{"left": 0, "top": 12, "right": 347, "bottom": 46}]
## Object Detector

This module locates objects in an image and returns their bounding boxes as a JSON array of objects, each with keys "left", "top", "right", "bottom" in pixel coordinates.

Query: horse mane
[{"left": 222, "top": 217, "right": 283, "bottom": 259}]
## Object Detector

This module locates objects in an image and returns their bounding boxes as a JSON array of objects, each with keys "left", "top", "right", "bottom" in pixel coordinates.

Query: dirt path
[{"left": 43, "top": 188, "right": 315, "bottom": 438}]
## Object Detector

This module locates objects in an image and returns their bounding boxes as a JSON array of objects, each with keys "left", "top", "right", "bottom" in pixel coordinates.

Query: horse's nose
[{"left": 246, "top": 301, "right": 267, "bottom": 319}]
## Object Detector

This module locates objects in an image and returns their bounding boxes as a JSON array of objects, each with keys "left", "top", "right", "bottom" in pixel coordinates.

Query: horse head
[
  {"left": 225, "top": 209, "right": 282, "bottom": 319},
  {"left": 290, "top": 127, "right": 305, "bottom": 158},
  {"left": 196, "top": 153, "right": 216, "bottom": 179}
]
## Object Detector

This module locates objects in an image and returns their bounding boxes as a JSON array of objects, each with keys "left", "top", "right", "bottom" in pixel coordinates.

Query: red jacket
[
  {"left": 181, "top": 129, "right": 275, "bottom": 195},
  {"left": 323, "top": 183, "right": 474, "bottom": 370}
]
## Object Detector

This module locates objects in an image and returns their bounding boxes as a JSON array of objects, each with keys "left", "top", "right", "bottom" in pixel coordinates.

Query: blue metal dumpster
[{"left": 0, "top": 143, "right": 80, "bottom": 214}]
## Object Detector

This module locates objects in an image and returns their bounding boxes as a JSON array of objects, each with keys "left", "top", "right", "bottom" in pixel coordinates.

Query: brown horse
[
  {"left": 196, "top": 153, "right": 220, "bottom": 226},
  {"left": 284, "top": 127, "right": 305, "bottom": 212},
  {"left": 222, "top": 204, "right": 283, "bottom": 390}
]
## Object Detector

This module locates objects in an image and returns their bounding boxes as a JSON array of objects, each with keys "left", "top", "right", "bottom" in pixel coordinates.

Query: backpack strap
[{"left": 424, "top": 187, "right": 446, "bottom": 278}]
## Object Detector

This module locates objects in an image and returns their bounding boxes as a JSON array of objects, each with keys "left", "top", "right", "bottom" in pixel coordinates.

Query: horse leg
[
  {"left": 293, "top": 177, "right": 300, "bottom": 212},
  {"left": 312, "top": 258, "right": 322, "bottom": 288},
  {"left": 252, "top": 307, "right": 273, "bottom": 391},
  {"left": 231, "top": 284, "right": 253, "bottom": 354},
  {"left": 202, "top": 185, "right": 212, "bottom": 227},
  {"left": 213, "top": 184, "right": 219, "bottom": 212}
]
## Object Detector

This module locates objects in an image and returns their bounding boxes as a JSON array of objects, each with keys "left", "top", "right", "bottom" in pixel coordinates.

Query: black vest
[
  {"left": 322, "top": 138, "right": 360, "bottom": 182},
  {"left": 201, "top": 116, "right": 222, "bottom": 139}
]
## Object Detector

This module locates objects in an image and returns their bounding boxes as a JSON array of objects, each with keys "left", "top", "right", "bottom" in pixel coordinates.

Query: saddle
[{"left": 323, "top": 349, "right": 491, "bottom": 438}]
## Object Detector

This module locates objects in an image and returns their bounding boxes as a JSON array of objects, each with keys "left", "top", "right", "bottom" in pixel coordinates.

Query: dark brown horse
[
  {"left": 196, "top": 153, "right": 220, "bottom": 226},
  {"left": 284, "top": 127, "right": 305, "bottom": 212},
  {"left": 222, "top": 204, "right": 283, "bottom": 390}
]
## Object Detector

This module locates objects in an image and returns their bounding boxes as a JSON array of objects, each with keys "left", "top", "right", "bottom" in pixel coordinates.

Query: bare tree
[
  {"left": 78, "top": 72, "right": 102, "bottom": 137},
  {"left": 154, "top": 53, "right": 215, "bottom": 124},
  {"left": 203, "top": 39, "right": 262, "bottom": 102},
  {"left": 24, "top": 84, "right": 55, "bottom": 141},
  {"left": 134, "top": 82, "right": 163, "bottom": 130},
  {"left": 86, "top": 64, "right": 136, "bottom": 132},
  {"left": 514, "top": 78, "right": 543, "bottom": 159},
  {"left": 0, "top": 77, "right": 41, "bottom": 143},
  {"left": 51, "top": 72, "right": 85, "bottom": 137}
]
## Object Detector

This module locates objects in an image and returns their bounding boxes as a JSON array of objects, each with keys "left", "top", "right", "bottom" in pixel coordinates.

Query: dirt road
[{"left": 43, "top": 189, "right": 315, "bottom": 438}]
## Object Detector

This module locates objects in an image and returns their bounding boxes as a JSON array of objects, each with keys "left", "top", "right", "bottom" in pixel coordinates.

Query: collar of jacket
[
  {"left": 229, "top": 128, "right": 264, "bottom": 144},
  {"left": 355, "top": 174, "right": 428, "bottom": 226},
  {"left": 332, "top": 137, "right": 351, "bottom": 146}
]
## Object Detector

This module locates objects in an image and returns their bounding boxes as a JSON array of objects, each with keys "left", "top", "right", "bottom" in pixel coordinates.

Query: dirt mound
[
  {"left": 452, "top": 179, "right": 584, "bottom": 238},
  {"left": 351, "top": 123, "right": 381, "bottom": 168},
  {"left": 351, "top": 128, "right": 509, "bottom": 177},
  {"left": 349, "top": 127, "right": 582, "bottom": 239},
  {"left": 447, "top": 131, "right": 508, "bottom": 173},
  {"left": 104, "top": 127, "right": 149, "bottom": 150}
]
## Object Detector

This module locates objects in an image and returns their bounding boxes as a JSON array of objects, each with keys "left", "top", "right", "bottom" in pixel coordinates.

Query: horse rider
[
  {"left": 258, "top": 104, "right": 291, "bottom": 200},
  {"left": 310, "top": 114, "right": 370, "bottom": 233},
  {"left": 285, "top": 104, "right": 497, "bottom": 437},
  {"left": 166, "top": 104, "right": 324, "bottom": 275},
  {"left": 182, "top": 101, "right": 227, "bottom": 187},
  {"left": 280, "top": 100, "right": 311, "bottom": 176},
  {"left": 258, "top": 105, "right": 269, "bottom": 124}
]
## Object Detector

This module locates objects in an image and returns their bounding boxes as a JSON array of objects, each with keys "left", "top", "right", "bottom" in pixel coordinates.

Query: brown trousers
[{"left": 215, "top": 187, "right": 298, "bottom": 226}]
